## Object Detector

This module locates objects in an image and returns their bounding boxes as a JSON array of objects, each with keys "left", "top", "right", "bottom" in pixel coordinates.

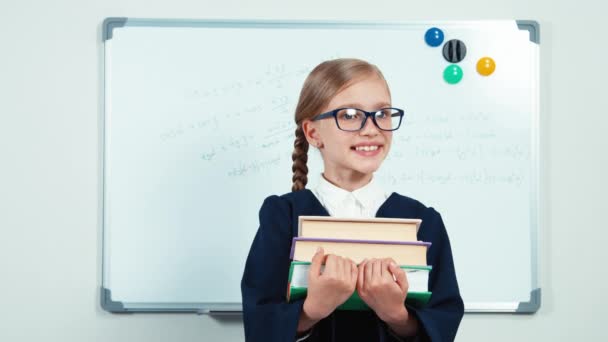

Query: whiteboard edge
[
  {"left": 103, "top": 17, "right": 127, "bottom": 41},
  {"left": 100, "top": 287, "right": 127, "bottom": 313},
  {"left": 465, "top": 288, "right": 541, "bottom": 313},
  {"left": 100, "top": 289, "right": 541, "bottom": 314},
  {"left": 103, "top": 17, "right": 522, "bottom": 30},
  {"left": 98, "top": 17, "right": 542, "bottom": 316},
  {"left": 516, "top": 20, "right": 540, "bottom": 44}
]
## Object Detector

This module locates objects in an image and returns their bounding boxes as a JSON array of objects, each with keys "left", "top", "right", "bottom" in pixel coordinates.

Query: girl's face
[{"left": 303, "top": 74, "right": 393, "bottom": 180}]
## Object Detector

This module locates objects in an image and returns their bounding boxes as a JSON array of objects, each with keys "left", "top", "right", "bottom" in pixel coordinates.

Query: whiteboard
[{"left": 100, "top": 18, "right": 540, "bottom": 313}]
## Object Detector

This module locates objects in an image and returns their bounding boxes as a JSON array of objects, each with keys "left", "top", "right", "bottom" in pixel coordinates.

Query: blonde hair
[{"left": 291, "top": 58, "right": 390, "bottom": 192}]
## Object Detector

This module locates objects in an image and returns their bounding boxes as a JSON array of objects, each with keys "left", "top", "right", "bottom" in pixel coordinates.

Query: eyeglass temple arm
[{"left": 312, "top": 111, "right": 335, "bottom": 121}]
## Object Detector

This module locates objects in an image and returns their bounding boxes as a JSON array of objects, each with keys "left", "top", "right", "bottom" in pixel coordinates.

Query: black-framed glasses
[{"left": 312, "top": 107, "right": 404, "bottom": 132}]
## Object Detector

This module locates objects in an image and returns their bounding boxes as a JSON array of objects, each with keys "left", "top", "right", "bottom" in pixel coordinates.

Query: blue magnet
[{"left": 424, "top": 27, "right": 444, "bottom": 47}]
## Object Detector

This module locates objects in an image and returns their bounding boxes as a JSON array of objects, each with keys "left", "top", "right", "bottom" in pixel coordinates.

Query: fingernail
[
  {"left": 390, "top": 261, "right": 397, "bottom": 268},
  {"left": 316, "top": 246, "right": 323, "bottom": 253}
]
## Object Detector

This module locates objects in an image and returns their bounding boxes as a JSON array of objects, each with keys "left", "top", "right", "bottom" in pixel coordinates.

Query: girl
[{"left": 241, "top": 58, "right": 464, "bottom": 341}]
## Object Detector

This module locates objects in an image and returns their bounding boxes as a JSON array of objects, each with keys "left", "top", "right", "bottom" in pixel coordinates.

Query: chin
[
  {"left": 352, "top": 163, "right": 382, "bottom": 175},
  {"left": 350, "top": 156, "right": 386, "bottom": 173}
]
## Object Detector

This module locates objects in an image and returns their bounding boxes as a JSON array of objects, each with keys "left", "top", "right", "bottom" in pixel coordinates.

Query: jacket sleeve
[
  {"left": 389, "top": 208, "right": 465, "bottom": 342},
  {"left": 241, "top": 195, "right": 309, "bottom": 342}
]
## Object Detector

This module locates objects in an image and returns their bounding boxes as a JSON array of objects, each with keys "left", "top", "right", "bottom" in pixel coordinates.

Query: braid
[{"left": 291, "top": 124, "right": 309, "bottom": 192}]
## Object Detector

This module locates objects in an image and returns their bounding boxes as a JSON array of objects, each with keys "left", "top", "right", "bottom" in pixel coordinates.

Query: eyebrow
[{"left": 336, "top": 102, "right": 392, "bottom": 109}]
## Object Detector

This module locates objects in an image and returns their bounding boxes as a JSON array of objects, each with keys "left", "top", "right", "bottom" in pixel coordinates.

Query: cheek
[
  {"left": 384, "top": 133, "right": 393, "bottom": 144},
  {"left": 334, "top": 139, "right": 352, "bottom": 152},
  {"left": 383, "top": 135, "right": 392, "bottom": 153},
  {"left": 332, "top": 132, "right": 353, "bottom": 150}
]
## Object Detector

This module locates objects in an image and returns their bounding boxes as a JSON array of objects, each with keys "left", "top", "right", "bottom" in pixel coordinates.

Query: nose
[{"left": 359, "top": 115, "right": 380, "bottom": 136}]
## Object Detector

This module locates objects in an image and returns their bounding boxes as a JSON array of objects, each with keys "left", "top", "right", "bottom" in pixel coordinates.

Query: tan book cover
[
  {"left": 298, "top": 216, "right": 421, "bottom": 242},
  {"left": 290, "top": 237, "right": 430, "bottom": 266}
]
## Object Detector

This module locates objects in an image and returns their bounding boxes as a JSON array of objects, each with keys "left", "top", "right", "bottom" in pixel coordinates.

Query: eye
[
  {"left": 375, "top": 109, "right": 391, "bottom": 119},
  {"left": 338, "top": 108, "right": 361, "bottom": 120}
]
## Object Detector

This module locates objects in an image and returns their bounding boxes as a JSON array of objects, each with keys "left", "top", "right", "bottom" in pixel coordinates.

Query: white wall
[{"left": 1, "top": 0, "right": 607, "bottom": 341}]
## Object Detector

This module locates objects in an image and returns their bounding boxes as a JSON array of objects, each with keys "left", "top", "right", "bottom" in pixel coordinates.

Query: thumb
[
  {"left": 309, "top": 246, "right": 325, "bottom": 278},
  {"left": 389, "top": 262, "right": 408, "bottom": 293}
]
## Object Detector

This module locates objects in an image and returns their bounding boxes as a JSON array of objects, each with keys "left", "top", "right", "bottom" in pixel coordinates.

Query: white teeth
[{"left": 355, "top": 145, "right": 379, "bottom": 151}]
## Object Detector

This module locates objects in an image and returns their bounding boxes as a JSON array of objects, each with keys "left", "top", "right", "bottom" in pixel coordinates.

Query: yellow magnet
[{"left": 476, "top": 57, "right": 496, "bottom": 76}]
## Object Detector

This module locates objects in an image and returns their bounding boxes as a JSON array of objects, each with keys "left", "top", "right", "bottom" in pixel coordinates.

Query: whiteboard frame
[{"left": 99, "top": 18, "right": 541, "bottom": 314}]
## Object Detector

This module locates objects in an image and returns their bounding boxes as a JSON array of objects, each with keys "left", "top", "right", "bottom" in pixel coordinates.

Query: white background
[{"left": 1, "top": 0, "right": 606, "bottom": 340}]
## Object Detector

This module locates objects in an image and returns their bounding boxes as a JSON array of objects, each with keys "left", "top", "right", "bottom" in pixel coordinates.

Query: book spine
[
  {"left": 290, "top": 237, "right": 431, "bottom": 260},
  {"left": 288, "top": 287, "right": 431, "bottom": 310},
  {"left": 293, "top": 237, "right": 432, "bottom": 246},
  {"left": 290, "top": 261, "right": 432, "bottom": 271}
]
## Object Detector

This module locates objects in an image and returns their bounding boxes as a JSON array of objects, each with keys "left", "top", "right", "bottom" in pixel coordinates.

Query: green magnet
[{"left": 443, "top": 64, "right": 463, "bottom": 84}]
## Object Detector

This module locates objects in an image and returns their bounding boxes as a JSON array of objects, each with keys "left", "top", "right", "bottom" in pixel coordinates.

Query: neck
[{"left": 321, "top": 170, "right": 373, "bottom": 192}]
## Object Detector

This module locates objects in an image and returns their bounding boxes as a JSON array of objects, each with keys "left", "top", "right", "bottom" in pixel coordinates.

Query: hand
[
  {"left": 357, "top": 258, "right": 409, "bottom": 323},
  {"left": 303, "top": 247, "right": 358, "bottom": 320}
]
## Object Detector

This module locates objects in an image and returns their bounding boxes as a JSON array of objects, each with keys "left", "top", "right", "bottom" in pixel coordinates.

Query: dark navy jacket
[{"left": 241, "top": 189, "right": 464, "bottom": 341}]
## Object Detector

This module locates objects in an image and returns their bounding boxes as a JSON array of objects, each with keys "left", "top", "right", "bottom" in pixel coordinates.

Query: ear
[{"left": 302, "top": 119, "right": 322, "bottom": 147}]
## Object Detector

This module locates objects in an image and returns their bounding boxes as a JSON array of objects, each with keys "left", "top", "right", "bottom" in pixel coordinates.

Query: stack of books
[{"left": 286, "top": 216, "right": 432, "bottom": 310}]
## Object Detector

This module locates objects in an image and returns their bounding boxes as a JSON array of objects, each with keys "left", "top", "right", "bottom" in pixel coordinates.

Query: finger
[
  {"left": 334, "top": 255, "right": 344, "bottom": 279},
  {"left": 350, "top": 260, "right": 358, "bottom": 285},
  {"left": 358, "top": 259, "right": 367, "bottom": 291},
  {"left": 386, "top": 260, "right": 397, "bottom": 281},
  {"left": 346, "top": 258, "right": 354, "bottom": 281},
  {"left": 365, "top": 258, "right": 374, "bottom": 284},
  {"left": 344, "top": 258, "right": 354, "bottom": 284},
  {"left": 340, "top": 257, "right": 350, "bottom": 281},
  {"left": 382, "top": 259, "right": 394, "bottom": 281},
  {"left": 372, "top": 259, "right": 382, "bottom": 279},
  {"left": 309, "top": 246, "right": 325, "bottom": 278},
  {"left": 390, "top": 262, "right": 409, "bottom": 293},
  {"left": 323, "top": 254, "right": 334, "bottom": 277}
]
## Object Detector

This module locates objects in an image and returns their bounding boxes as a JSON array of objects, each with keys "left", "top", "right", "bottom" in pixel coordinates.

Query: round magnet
[
  {"left": 476, "top": 57, "right": 496, "bottom": 76},
  {"left": 424, "top": 27, "right": 444, "bottom": 47},
  {"left": 443, "top": 65, "right": 463, "bottom": 84},
  {"left": 442, "top": 39, "right": 467, "bottom": 63}
]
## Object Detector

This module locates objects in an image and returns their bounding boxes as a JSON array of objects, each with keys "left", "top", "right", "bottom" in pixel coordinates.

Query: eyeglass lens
[{"left": 336, "top": 108, "right": 401, "bottom": 131}]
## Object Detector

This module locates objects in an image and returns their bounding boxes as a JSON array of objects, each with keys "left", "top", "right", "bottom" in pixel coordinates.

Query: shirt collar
[{"left": 315, "top": 173, "right": 386, "bottom": 210}]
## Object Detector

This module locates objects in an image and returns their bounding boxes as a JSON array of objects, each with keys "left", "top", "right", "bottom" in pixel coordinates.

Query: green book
[{"left": 287, "top": 261, "right": 432, "bottom": 310}]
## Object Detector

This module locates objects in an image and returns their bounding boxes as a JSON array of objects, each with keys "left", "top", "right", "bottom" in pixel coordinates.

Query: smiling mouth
[{"left": 351, "top": 145, "right": 381, "bottom": 151}]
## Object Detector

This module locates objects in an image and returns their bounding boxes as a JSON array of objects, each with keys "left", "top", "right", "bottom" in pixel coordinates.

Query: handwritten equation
[{"left": 380, "top": 169, "right": 526, "bottom": 186}]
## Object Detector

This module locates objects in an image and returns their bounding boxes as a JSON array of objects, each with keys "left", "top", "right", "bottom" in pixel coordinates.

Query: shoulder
[
  {"left": 258, "top": 189, "right": 315, "bottom": 220},
  {"left": 277, "top": 188, "right": 314, "bottom": 203},
  {"left": 258, "top": 193, "right": 290, "bottom": 217},
  {"left": 274, "top": 189, "right": 321, "bottom": 213},
  {"left": 385, "top": 192, "right": 442, "bottom": 220},
  {"left": 389, "top": 193, "right": 450, "bottom": 248},
  {"left": 256, "top": 190, "right": 317, "bottom": 238}
]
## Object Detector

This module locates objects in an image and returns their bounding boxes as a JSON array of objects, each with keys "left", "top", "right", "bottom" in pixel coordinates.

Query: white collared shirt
[{"left": 311, "top": 173, "right": 391, "bottom": 219}]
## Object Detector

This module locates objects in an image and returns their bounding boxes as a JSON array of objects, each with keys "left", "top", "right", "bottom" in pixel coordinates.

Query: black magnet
[{"left": 442, "top": 39, "right": 467, "bottom": 63}]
